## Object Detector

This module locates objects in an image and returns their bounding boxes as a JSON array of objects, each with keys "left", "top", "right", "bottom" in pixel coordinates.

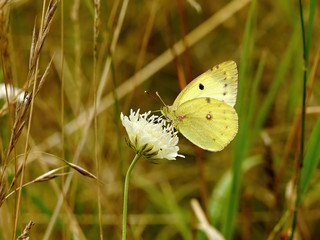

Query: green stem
[
  {"left": 290, "top": 0, "right": 307, "bottom": 239},
  {"left": 122, "top": 154, "right": 141, "bottom": 240}
]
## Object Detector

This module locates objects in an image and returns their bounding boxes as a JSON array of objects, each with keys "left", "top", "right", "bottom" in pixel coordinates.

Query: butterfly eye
[
  {"left": 199, "top": 83, "right": 204, "bottom": 90},
  {"left": 206, "top": 114, "right": 212, "bottom": 120}
]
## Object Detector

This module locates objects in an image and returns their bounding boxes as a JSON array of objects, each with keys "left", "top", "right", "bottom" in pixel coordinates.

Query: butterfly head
[
  {"left": 161, "top": 106, "right": 169, "bottom": 118},
  {"left": 161, "top": 105, "right": 176, "bottom": 121}
]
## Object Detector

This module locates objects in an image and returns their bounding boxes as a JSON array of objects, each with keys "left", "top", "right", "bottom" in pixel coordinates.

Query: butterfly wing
[
  {"left": 172, "top": 61, "right": 238, "bottom": 108},
  {"left": 173, "top": 97, "right": 238, "bottom": 152}
]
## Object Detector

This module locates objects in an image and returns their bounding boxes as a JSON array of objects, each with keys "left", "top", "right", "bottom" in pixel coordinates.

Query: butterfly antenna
[
  {"left": 145, "top": 91, "right": 161, "bottom": 104},
  {"left": 145, "top": 91, "right": 167, "bottom": 107},
  {"left": 155, "top": 91, "right": 167, "bottom": 107}
]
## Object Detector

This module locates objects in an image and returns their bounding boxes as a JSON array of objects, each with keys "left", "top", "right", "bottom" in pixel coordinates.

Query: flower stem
[{"left": 122, "top": 154, "right": 141, "bottom": 240}]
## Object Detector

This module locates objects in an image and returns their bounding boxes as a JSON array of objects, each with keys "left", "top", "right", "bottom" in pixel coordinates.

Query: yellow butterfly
[{"left": 162, "top": 61, "right": 238, "bottom": 152}]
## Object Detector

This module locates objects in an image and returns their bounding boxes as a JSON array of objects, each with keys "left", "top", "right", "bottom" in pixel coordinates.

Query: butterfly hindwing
[
  {"left": 172, "top": 61, "right": 238, "bottom": 108},
  {"left": 173, "top": 97, "right": 238, "bottom": 152}
]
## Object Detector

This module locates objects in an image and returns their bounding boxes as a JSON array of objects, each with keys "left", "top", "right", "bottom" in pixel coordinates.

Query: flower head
[
  {"left": 0, "top": 83, "right": 25, "bottom": 102},
  {"left": 121, "top": 109, "right": 184, "bottom": 160}
]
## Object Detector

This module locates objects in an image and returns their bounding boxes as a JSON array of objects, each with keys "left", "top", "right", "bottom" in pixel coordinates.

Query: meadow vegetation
[{"left": 0, "top": 0, "right": 319, "bottom": 239}]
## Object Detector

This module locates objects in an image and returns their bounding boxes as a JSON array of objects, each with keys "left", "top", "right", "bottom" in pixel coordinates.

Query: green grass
[
  {"left": 299, "top": 117, "right": 320, "bottom": 203},
  {"left": 222, "top": 0, "right": 257, "bottom": 238},
  {"left": 290, "top": 0, "right": 317, "bottom": 238}
]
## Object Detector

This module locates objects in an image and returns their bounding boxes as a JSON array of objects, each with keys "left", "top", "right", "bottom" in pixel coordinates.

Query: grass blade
[
  {"left": 305, "top": 0, "right": 316, "bottom": 63},
  {"left": 252, "top": 27, "right": 300, "bottom": 141},
  {"left": 222, "top": 0, "right": 257, "bottom": 238},
  {"left": 298, "top": 117, "right": 320, "bottom": 204},
  {"left": 210, "top": 155, "right": 263, "bottom": 226}
]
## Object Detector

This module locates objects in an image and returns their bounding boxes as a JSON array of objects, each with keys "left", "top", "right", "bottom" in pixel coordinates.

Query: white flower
[
  {"left": 0, "top": 83, "right": 25, "bottom": 102},
  {"left": 121, "top": 109, "right": 184, "bottom": 160}
]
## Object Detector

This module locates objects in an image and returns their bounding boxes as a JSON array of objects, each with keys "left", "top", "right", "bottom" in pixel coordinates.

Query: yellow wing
[
  {"left": 172, "top": 61, "right": 238, "bottom": 108},
  {"left": 173, "top": 97, "right": 238, "bottom": 152}
]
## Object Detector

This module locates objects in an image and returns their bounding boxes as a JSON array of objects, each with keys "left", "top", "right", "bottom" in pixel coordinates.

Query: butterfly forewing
[
  {"left": 174, "top": 97, "right": 238, "bottom": 151},
  {"left": 172, "top": 61, "right": 238, "bottom": 108}
]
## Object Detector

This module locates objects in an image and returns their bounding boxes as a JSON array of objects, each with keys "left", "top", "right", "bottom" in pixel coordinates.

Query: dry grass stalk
[
  {"left": 187, "top": 0, "right": 202, "bottom": 13},
  {"left": 35, "top": 58, "right": 53, "bottom": 96},
  {"left": 7, "top": 158, "right": 24, "bottom": 193},
  {"left": 62, "top": 160, "right": 103, "bottom": 184},
  {"left": 5, "top": 166, "right": 70, "bottom": 200},
  {"left": 11, "top": 1, "right": 59, "bottom": 238},
  {"left": 22, "top": 149, "right": 87, "bottom": 239},
  {"left": 0, "top": 5, "right": 14, "bottom": 87},
  {"left": 28, "top": 0, "right": 58, "bottom": 80},
  {"left": 0, "top": 0, "right": 9, "bottom": 9},
  {"left": 123, "top": 0, "right": 158, "bottom": 112},
  {"left": 0, "top": 0, "right": 15, "bottom": 130},
  {"left": 16, "top": 221, "right": 35, "bottom": 240},
  {"left": 0, "top": 0, "right": 57, "bottom": 170},
  {"left": 2, "top": 0, "right": 58, "bottom": 163},
  {"left": 71, "top": 0, "right": 81, "bottom": 112},
  {"left": 0, "top": 179, "right": 6, "bottom": 207},
  {"left": 93, "top": 0, "right": 103, "bottom": 239},
  {"left": 190, "top": 199, "right": 225, "bottom": 240},
  {"left": 32, "top": 167, "right": 69, "bottom": 183},
  {"left": 43, "top": 0, "right": 130, "bottom": 237}
]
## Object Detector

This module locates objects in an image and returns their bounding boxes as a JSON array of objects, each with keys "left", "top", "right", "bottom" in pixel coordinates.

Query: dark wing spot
[
  {"left": 206, "top": 114, "right": 212, "bottom": 120},
  {"left": 206, "top": 97, "right": 210, "bottom": 103},
  {"left": 199, "top": 83, "right": 204, "bottom": 90},
  {"left": 224, "top": 83, "right": 228, "bottom": 87},
  {"left": 223, "top": 71, "right": 227, "bottom": 75},
  {"left": 213, "top": 138, "right": 216, "bottom": 141},
  {"left": 223, "top": 92, "right": 227, "bottom": 96},
  {"left": 225, "top": 126, "right": 228, "bottom": 129}
]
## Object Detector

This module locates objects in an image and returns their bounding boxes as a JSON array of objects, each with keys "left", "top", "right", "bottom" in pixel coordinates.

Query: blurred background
[{"left": 0, "top": 0, "right": 320, "bottom": 239}]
